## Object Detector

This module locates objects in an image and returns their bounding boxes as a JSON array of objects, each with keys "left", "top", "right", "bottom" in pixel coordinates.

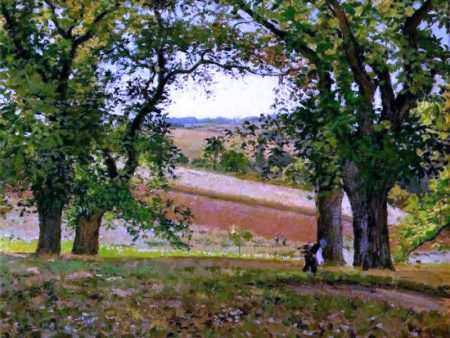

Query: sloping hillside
[{"left": 169, "top": 168, "right": 407, "bottom": 226}]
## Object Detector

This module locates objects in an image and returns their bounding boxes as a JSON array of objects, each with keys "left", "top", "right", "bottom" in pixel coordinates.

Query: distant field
[
  {"left": 170, "top": 127, "right": 225, "bottom": 160},
  {"left": 168, "top": 168, "right": 406, "bottom": 226}
]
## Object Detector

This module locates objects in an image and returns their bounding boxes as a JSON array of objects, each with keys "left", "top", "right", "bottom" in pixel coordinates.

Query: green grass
[
  {"left": 0, "top": 237, "right": 295, "bottom": 260},
  {"left": 0, "top": 238, "right": 75, "bottom": 254},
  {"left": 1, "top": 254, "right": 448, "bottom": 337},
  {"left": 2, "top": 237, "right": 449, "bottom": 296}
]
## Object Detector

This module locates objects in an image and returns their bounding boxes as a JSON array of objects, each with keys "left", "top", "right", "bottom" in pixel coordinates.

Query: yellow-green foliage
[
  {"left": 395, "top": 167, "right": 450, "bottom": 261},
  {"left": 227, "top": 225, "right": 254, "bottom": 256},
  {"left": 388, "top": 185, "right": 412, "bottom": 209}
]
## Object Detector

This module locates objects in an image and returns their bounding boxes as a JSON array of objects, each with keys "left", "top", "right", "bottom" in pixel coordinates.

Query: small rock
[
  {"left": 26, "top": 267, "right": 40, "bottom": 275},
  {"left": 66, "top": 271, "right": 93, "bottom": 280},
  {"left": 112, "top": 288, "right": 133, "bottom": 298},
  {"left": 106, "top": 276, "right": 121, "bottom": 281}
]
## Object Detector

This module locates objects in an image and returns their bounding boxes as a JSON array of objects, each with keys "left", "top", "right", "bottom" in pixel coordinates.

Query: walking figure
[{"left": 299, "top": 239, "right": 327, "bottom": 273}]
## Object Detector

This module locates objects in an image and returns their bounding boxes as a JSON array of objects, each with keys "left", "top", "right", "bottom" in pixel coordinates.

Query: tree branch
[
  {"left": 403, "top": 0, "right": 433, "bottom": 49},
  {"left": 44, "top": 0, "right": 70, "bottom": 39},
  {"left": 236, "top": 0, "right": 320, "bottom": 64},
  {"left": 407, "top": 223, "right": 450, "bottom": 255},
  {"left": 0, "top": 1, "right": 49, "bottom": 82},
  {"left": 235, "top": 0, "right": 336, "bottom": 115},
  {"left": 57, "top": 1, "right": 120, "bottom": 97},
  {"left": 0, "top": 1, "right": 30, "bottom": 59},
  {"left": 393, "top": 0, "right": 434, "bottom": 123},
  {"left": 73, "top": 5, "right": 117, "bottom": 46},
  {"left": 371, "top": 56, "right": 396, "bottom": 122},
  {"left": 326, "top": 0, "right": 375, "bottom": 107},
  {"left": 102, "top": 148, "right": 119, "bottom": 178}
]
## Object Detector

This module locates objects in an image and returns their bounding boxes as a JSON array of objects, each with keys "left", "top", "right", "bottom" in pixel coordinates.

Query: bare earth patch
[{"left": 287, "top": 282, "right": 448, "bottom": 314}]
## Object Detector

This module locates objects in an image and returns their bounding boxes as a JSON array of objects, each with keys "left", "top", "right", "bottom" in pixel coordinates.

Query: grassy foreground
[{"left": 1, "top": 254, "right": 449, "bottom": 337}]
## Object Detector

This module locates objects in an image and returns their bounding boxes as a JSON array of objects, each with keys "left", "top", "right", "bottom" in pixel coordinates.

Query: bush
[
  {"left": 191, "top": 158, "right": 210, "bottom": 169},
  {"left": 228, "top": 225, "right": 253, "bottom": 256},
  {"left": 203, "top": 136, "right": 225, "bottom": 169},
  {"left": 177, "top": 153, "right": 190, "bottom": 165},
  {"left": 394, "top": 168, "right": 450, "bottom": 262},
  {"left": 219, "top": 150, "right": 250, "bottom": 173}
]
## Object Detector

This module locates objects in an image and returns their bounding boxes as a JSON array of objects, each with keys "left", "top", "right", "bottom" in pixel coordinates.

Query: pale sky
[
  {"left": 167, "top": 72, "right": 278, "bottom": 118},
  {"left": 166, "top": 25, "right": 448, "bottom": 120}
]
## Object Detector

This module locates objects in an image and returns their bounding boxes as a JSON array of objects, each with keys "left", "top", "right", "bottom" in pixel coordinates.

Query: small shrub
[
  {"left": 203, "top": 136, "right": 225, "bottom": 169},
  {"left": 219, "top": 150, "right": 250, "bottom": 173},
  {"left": 227, "top": 225, "right": 253, "bottom": 256},
  {"left": 191, "top": 158, "right": 210, "bottom": 169},
  {"left": 177, "top": 154, "right": 190, "bottom": 165}
]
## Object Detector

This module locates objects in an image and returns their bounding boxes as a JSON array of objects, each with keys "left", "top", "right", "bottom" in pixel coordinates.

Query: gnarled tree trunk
[
  {"left": 315, "top": 186, "right": 345, "bottom": 265},
  {"left": 363, "top": 191, "right": 393, "bottom": 270},
  {"left": 36, "top": 194, "right": 64, "bottom": 255},
  {"left": 72, "top": 211, "right": 104, "bottom": 255},
  {"left": 343, "top": 162, "right": 368, "bottom": 267},
  {"left": 343, "top": 162, "right": 394, "bottom": 270},
  {"left": 348, "top": 194, "right": 369, "bottom": 267}
]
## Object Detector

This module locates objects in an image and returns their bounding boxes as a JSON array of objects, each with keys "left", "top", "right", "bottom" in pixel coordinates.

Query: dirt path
[{"left": 288, "top": 282, "right": 449, "bottom": 315}]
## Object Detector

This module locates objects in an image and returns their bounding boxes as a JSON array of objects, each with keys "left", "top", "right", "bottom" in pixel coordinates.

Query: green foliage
[
  {"left": 191, "top": 157, "right": 211, "bottom": 169},
  {"left": 203, "top": 136, "right": 225, "bottom": 169},
  {"left": 61, "top": 0, "right": 248, "bottom": 249},
  {"left": 0, "top": 0, "right": 119, "bottom": 198},
  {"left": 395, "top": 167, "right": 450, "bottom": 262},
  {"left": 227, "top": 225, "right": 253, "bottom": 256},
  {"left": 227, "top": 0, "right": 449, "bottom": 189},
  {"left": 282, "top": 160, "right": 314, "bottom": 191},
  {"left": 177, "top": 153, "right": 190, "bottom": 165},
  {"left": 225, "top": 0, "right": 449, "bottom": 269},
  {"left": 68, "top": 162, "right": 192, "bottom": 249},
  {"left": 388, "top": 185, "right": 412, "bottom": 210},
  {"left": 219, "top": 149, "right": 251, "bottom": 173}
]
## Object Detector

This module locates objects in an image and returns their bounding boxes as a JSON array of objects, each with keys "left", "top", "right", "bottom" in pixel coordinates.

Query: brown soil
[
  {"left": 167, "top": 190, "right": 353, "bottom": 242},
  {"left": 288, "top": 282, "right": 449, "bottom": 314}
]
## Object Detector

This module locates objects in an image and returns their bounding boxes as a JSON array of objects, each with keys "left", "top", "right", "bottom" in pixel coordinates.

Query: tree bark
[
  {"left": 343, "top": 162, "right": 394, "bottom": 270},
  {"left": 345, "top": 190, "right": 369, "bottom": 267},
  {"left": 315, "top": 186, "right": 345, "bottom": 265},
  {"left": 363, "top": 191, "right": 394, "bottom": 270},
  {"left": 36, "top": 195, "right": 64, "bottom": 255},
  {"left": 343, "top": 162, "right": 368, "bottom": 267},
  {"left": 72, "top": 211, "right": 104, "bottom": 255}
]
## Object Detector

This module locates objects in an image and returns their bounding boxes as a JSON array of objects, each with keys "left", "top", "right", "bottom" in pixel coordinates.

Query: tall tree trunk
[
  {"left": 36, "top": 195, "right": 64, "bottom": 255},
  {"left": 72, "top": 211, "right": 104, "bottom": 255},
  {"left": 343, "top": 162, "right": 394, "bottom": 270},
  {"left": 315, "top": 186, "right": 345, "bottom": 265},
  {"left": 363, "top": 191, "right": 394, "bottom": 270},
  {"left": 342, "top": 162, "right": 368, "bottom": 267},
  {"left": 345, "top": 189, "right": 369, "bottom": 267}
]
